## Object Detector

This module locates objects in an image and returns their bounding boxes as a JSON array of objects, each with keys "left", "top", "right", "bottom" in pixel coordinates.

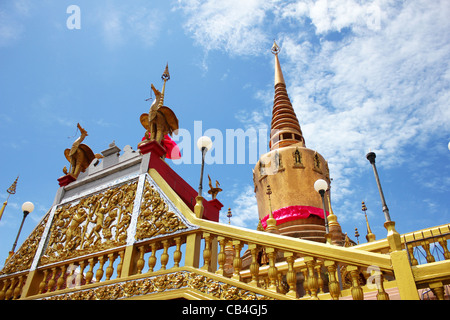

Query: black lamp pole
[{"left": 366, "top": 152, "right": 391, "bottom": 222}]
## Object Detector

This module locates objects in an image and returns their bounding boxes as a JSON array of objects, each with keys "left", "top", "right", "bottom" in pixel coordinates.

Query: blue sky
[{"left": 0, "top": 0, "right": 449, "bottom": 266}]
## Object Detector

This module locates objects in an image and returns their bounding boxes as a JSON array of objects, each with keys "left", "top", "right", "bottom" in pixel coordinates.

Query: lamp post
[
  {"left": 365, "top": 152, "right": 391, "bottom": 222},
  {"left": 314, "top": 179, "right": 331, "bottom": 244},
  {"left": 366, "top": 151, "right": 401, "bottom": 251},
  {"left": 197, "top": 136, "right": 213, "bottom": 196},
  {"left": 195, "top": 136, "right": 212, "bottom": 218},
  {"left": 10, "top": 201, "right": 34, "bottom": 255}
]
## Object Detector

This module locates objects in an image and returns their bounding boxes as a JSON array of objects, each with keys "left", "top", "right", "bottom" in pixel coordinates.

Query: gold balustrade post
[
  {"left": 106, "top": 253, "right": 116, "bottom": 280},
  {"left": 117, "top": 250, "right": 125, "bottom": 278},
  {"left": 438, "top": 236, "right": 450, "bottom": 260},
  {"left": 266, "top": 247, "right": 278, "bottom": 292},
  {"left": 390, "top": 250, "right": 420, "bottom": 299},
  {"left": 148, "top": 243, "right": 158, "bottom": 272},
  {"left": 284, "top": 252, "right": 297, "bottom": 297},
  {"left": 160, "top": 240, "right": 170, "bottom": 270},
  {"left": 20, "top": 269, "right": 39, "bottom": 298},
  {"left": 96, "top": 256, "right": 106, "bottom": 282},
  {"left": 324, "top": 260, "right": 340, "bottom": 300},
  {"left": 216, "top": 236, "right": 227, "bottom": 276},
  {"left": 173, "top": 237, "right": 183, "bottom": 268},
  {"left": 304, "top": 257, "right": 319, "bottom": 300},
  {"left": 347, "top": 265, "right": 363, "bottom": 300},
  {"left": 56, "top": 265, "right": 67, "bottom": 290},
  {"left": 201, "top": 233, "right": 212, "bottom": 271},
  {"left": 372, "top": 269, "right": 389, "bottom": 300},
  {"left": 185, "top": 233, "right": 201, "bottom": 268},
  {"left": 301, "top": 269, "right": 310, "bottom": 297},
  {"left": 429, "top": 281, "right": 445, "bottom": 300},
  {"left": 249, "top": 244, "right": 260, "bottom": 287},
  {"left": 119, "top": 245, "right": 138, "bottom": 277},
  {"left": 85, "top": 258, "right": 96, "bottom": 284},
  {"left": 232, "top": 240, "right": 243, "bottom": 281}
]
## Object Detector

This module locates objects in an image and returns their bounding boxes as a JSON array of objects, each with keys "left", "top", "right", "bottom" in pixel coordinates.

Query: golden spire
[
  {"left": 362, "top": 201, "right": 376, "bottom": 242},
  {"left": 326, "top": 190, "right": 340, "bottom": 227},
  {"left": 269, "top": 41, "right": 305, "bottom": 150},
  {"left": 271, "top": 41, "right": 285, "bottom": 85}
]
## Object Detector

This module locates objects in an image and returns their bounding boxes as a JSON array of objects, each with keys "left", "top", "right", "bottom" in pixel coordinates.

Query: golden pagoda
[
  {"left": 253, "top": 41, "right": 345, "bottom": 245},
  {"left": 0, "top": 51, "right": 449, "bottom": 303}
]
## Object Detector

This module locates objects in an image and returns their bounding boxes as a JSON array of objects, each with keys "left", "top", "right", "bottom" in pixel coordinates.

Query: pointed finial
[
  {"left": 227, "top": 207, "right": 232, "bottom": 224},
  {"left": 271, "top": 40, "right": 281, "bottom": 55},
  {"left": 161, "top": 63, "right": 170, "bottom": 81},
  {"left": 7, "top": 176, "right": 19, "bottom": 195},
  {"left": 362, "top": 201, "right": 376, "bottom": 242}
]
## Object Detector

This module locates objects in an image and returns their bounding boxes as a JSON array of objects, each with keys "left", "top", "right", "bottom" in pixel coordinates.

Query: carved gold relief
[
  {"left": 42, "top": 271, "right": 274, "bottom": 300},
  {"left": 135, "top": 181, "right": 187, "bottom": 240},
  {"left": 40, "top": 181, "right": 137, "bottom": 265},
  {"left": 0, "top": 215, "right": 49, "bottom": 275}
]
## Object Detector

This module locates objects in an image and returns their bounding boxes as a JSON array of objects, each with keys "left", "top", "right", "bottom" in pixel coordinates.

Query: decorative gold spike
[
  {"left": 0, "top": 176, "right": 19, "bottom": 221},
  {"left": 362, "top": 201, "right": 376, "bottom": 242}
]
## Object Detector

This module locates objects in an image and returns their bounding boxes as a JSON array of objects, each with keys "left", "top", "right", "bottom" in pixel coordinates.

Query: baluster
[
  {"left": 304, "top": 257, "right": 319, "bottom": 300},
  {"left": 438, "top": 236, "right": 450, "bottom": 260},
  {"left": 13, "top": 275, "right": 24, "bottom": 300},
  {"left": 96, "top": 255, "right": 106, "bottom": 282},
  {"left": 0, "top": 279, "right": 8, "bottom": 300},
  {"left": 201, "top": 233, "right": 212, "bottom": 271},
  {"left": 148, "top": 243, "right": 157, "bottom": 272},
  {"left": 407, "top": 244, "right": 418, "bottom": 265},
  {"left": 5, "top": 278, "right": 15, "bottom": 300},
  {"left": 324, "top": 260, "right": 340, "bottom": 300},
  {"left": 249, "top": 244, "right": 260, "bottom": 287},
  {"left": 47, "top": 268, "right": 57, "bottom": 292},
  {"left": 284, "top": 252, "right": 297, "bottom": 297},
  {"left": 430, "top": 281, "right": 445, "bottom": 300},
  {"left": 372, "top": 269, "right": 389, "bottom": 300},
  {"left": 232, "top": 240, "right": 242, "bottom": 281},
  {"left": 173, "top": 237, "right": 183, "bottom": 268},
  {"left": 266, "top": 247, "right": 278, "bottom": 292},
  {"left": 77, "top": 261, "right": 86, "bottom": 287},
  {"left": 216, "top": 236, "right": 226, "bottom": 276},
  {"left": 315, "top": 264, "right": 324, "bottom": 294},
  {"left": 347, "top": 265, "right": 363, "bottom": 300},
  {"left": 85, "top": 258, "right": 96, "bottom": 284},
  {"left": 117, "top": 250, "right": 125, "bottom": 278},
  {"left": 39, "top": 269, "right": 49, "bottom": 294},
  {"left": 160, "top": 240, "right": 170, "bottom": 270},
  {"left": 301, "top": 269, "right": 310, "bottom": 297},
  {"left": 105, "top": 253, "right": 116, "bottom": 280},
  {"left": 56, "top": 265, "right": 67, "bottom": 290},
  {"left": 136, "top": 246, "right": 146, "bottom": 274},
  {"left": 421, "top": 240, "right": 435, "bottom": 263}
]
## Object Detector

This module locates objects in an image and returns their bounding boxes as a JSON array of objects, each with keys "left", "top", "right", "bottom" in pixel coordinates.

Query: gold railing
[{"left": 2, "top": 220, "right": 450, "bottom": 300}]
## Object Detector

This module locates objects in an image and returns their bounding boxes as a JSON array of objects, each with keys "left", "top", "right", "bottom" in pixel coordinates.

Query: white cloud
[
  {"left": 177, "top": 0, "right": 450, "bottom": 223},
  {"left": 97, "top": 4, "right": 162, "bottom": 48},
  {"left": 223, "top": 184, "right": 259, "bottom": 228},
  {"left": 176, "top": 0, "right": 272, "bottom": 55}
]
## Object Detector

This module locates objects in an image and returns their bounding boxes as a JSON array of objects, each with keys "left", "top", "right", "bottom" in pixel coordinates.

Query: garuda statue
[
  {"left": 140, "top": 64, "right": 179, "bottom": 146},
  {"left": 63, "top": 123, "right": 103, "bottom": 179}
]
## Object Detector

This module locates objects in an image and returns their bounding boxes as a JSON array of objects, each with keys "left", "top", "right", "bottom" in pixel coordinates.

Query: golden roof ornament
[
  {"left": 207, "top": 175, "right": 222, "bottom": 200},
  {"left": 63, "top": 123, "right": 103, "bottom": 179},
  {"left": 140, "top": 63, "right": 179, "bottom": 145},
  {"left": 0, "top": 176, "right": 19, "bottom": 221},
  {"left": 362, "top": 201, "right": 376, "bottom": 242},
  {"left": 265, "top": 185, "right": 279, "bottom": 233}
]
